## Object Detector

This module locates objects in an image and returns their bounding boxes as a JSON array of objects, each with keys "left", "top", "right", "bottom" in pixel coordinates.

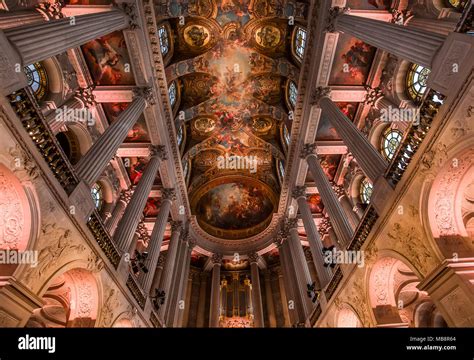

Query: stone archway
[
  {"left": 0, "top": 163, "right": 33, "bottom": 277},
  {"left": 427, "top": 148, "right": 474, "bottom": 258},
  {"left": 335, "top": 304, "right": 362, "bottom": 328},
  {"left": 26, "top": 268, "right": 100, "bottom": 328},
  {"left": 368, "top": 255, "right": 447, "bottom": 327}
]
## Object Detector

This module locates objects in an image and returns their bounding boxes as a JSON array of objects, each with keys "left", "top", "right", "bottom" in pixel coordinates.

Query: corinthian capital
[
  {"left": 248, "top": 252, "right": 260, "bottom": 264},
  {"left": 120, "top": 188, "right": 133, "bottom": 204},
  {"left": 134, "top": 86, "right": 155, "bottom": 105},
  {"left": 300, "top": 143, "right": 317, "bottom": 159},
  {"left": 76, "top": 85, "right": 96, "bottom": 108},
  {"left": 161, "top": 188, "right": 176, "bottom": 201},
  {"left": 211, "top": 253, "right": 223, "bottom": 265},
  {"left": 310, "top": 86, "right": 332, "bottom": 105},
  {"left": 325, "top": 7, "right": 349, "bottom": 33},
  {"left": 292, "top": 185, "right": 307, "bottom": 200},
  {"left": 285, "top": 217, "right": 299, "bottom": 231},
  {"left": 170, "top": 220, "right": 183, "bottom": 233},
  {"left": 150, "top": 145, "right": 168, "bottom": 161},
  {"left": 118, "top": 2, "right": 139, "bottom": 30}
]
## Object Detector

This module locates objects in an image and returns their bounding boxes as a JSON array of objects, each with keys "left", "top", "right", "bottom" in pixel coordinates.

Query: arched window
[
  {"left": 288, "top": 81, "right": 297, "bottom": 108},
  {"left": 169, "top": 81, "right": 177, "bottom": 107},
  {"left": 381, "top": 128, "right": 403, "bottom": 160},
  {"left": 177, "top": 124, "right": 184, "bottom": 146},
  {"left": 446, "top": 0, "right": 461, "bottom": 9},
  {"left": 158, "top": 25, "right": 169, "bottom": 56},
  {"left": 360, "top": 178, "right": 373, "bottom": 205},
  {"left": 24, "top": 63, "right": 48, "bottom": 100},
  {"left": 406, "top": 64, "right": 430, "bottom": 103},
  {"left": 91, "top": 183, "right": 104, "bottom": 211},
  {"left": 294, "top": 27, "right": 307, "bottom": 61},
  {"left": 279, "top": 160, "right": 285, "bottom": 179},
  {"left": 283, "top": 125, "right": 290, "bottom": 146}
]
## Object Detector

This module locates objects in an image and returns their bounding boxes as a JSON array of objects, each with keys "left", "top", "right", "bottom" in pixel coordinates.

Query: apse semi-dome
[{"left": 190, "top": 175, "right": 278, "bottom": 240}]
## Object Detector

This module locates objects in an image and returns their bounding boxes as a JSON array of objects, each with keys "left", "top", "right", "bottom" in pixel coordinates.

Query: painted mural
[
  {"left": 196, "top": 182, "right": 273, "bottom": 230},
  {"left": 307, "top": 194, "right": 324, "bottom": 214},
  {"left": 103, "top": 103, "right": 150, "bottom": 142},
  {"left": 125, "top": 157, "right": 148, "bottom": 185},
  {"left": 337, "top": 102, "right": 359, "bottom": 121},
  {"left": 143, "top": 197, "right": 161, "bottom": 217},
  {"left": 319, "top": 154, "right": 342, "bottom": 181},
  {"left": 329, "top": 34, "right": 376, "bottom": 85},
  {"left": 346, "top": 0, "right": 391, "bottom": 10},
  {"left": 124, "top": 157, "right": 160, "bottom": 185},
  {"left": 316, "top": 116, "right": 339, "bottom": 141},
  {"left": 82, "top": 31, "right": 135, "bottom": 85},
  {"left": 66, "top": 0, "right": 111, "bottom": 4}
]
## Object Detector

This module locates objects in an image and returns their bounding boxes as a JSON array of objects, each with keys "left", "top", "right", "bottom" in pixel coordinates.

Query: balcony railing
[
  {"left": 7, "top": 88, "right": 79, "bottom": 194},
  {"left": 150, "top": 311, "right": 160, "bottom": 328},
  {"left": 126, "top": 274, "right": 146, "bottom": 310},
  {"left": 325, "top": 266, "right": 343, "bottom": 301},
  {"left": 347, "top": 205, "right": 379, "bottom": 252},
  {"left": 385, "top": 89, "right": 445, "bottom": 187},
  {"left": 87, "top": 211, "right": 121, "bottom": 268}
]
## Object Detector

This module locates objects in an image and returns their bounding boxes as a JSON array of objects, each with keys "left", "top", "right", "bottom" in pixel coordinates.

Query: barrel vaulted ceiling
[{"left": 69, "top": 0, "right": 384, "bottom": 265}]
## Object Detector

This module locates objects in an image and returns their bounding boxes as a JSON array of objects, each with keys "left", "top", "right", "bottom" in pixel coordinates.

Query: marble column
[
  {"left": 304, "top": 247, "right": 320, "bottom": 289},
  {"left": 75, "top": 89, "right": 153, "bottom": 186},
  {"left": 209, "top": 253, "right": 222, "bottom": 328},
  {"left": 276, "top": 266, "right": 291, "bottom": 327},
  {"left": 105, "top": 189, "right": 132, "bottom": 235},
  {"left": 278, "top": 238, "right": 299, "bottom": 325},
  {"left": 173, "top": 237, "right": 195, "bottom": 327},
  {"left": 167, "top": 232, "right": 191, "bottom": 326},
  {"left": 158, "top": 221, "right": 183, "bottom": 320},
  {"left": 328, "top": 8, "right": 447, "bottom": 68},
  {"left": 182, "top": 271, "right": 194, "bottom": 327},
  {"left": 292, "top": 186, "right": 334, "bottom": 285},
  {"left": 311, "top": 91, "right": 388, "bottom": 182},
  {"left": 405, "top": 16, "right": 456, "bottom": 36},
  {"left": 244, "top": 276, "right": 253, "bottom": 317},
  {"left": 0, "top": 8, "right": 45, "bottom": 30},
  {"left": 150, "top": 253, "right": 166, "bottom": 294},
  {"left": 140, "top": 188, "right": 176, "bottom": 293},
  {"left": 3, "top": 8, "right": 130, "bottom": 66},
  {"left": 285, "top": 219, "right": 314, "bottom": 323},
  {"left": 263, "top": 270, "right": 277, "bottom": 328},
  {"left": 196, "top": 272, "right": 209, "bottom": 327},
  {"left": 45, "top": 86, "right": 96, "bottom": 134},
  {"left": 113, "top": 146, "right": 166, "bottom": 253},
  {"left": 333, "top": 184, "right": 359, "bottom": 230},
  {"left": 248, "top": 252, "right": 264, "bottom": 328}
]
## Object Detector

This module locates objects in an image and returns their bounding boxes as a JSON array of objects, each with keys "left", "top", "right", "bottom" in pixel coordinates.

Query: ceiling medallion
[
  {"left": 252, "top": 117, "right": 273, "bottom": 133},
  {"left": 194, "top": 117, "right": 217, "bottom": 134},
  {"left": 255, "top": 25, "right": 281, "bottom": 48},
  {"left": 183, "top": 24, "right": 211, "bottom": 48}
]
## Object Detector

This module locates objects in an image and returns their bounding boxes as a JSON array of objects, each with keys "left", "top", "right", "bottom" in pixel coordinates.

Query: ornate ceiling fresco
[
  {"left": 160, "top": 0, "right": 309, "bottom": 240},
  {"left": 72, "top": 0, "right": 379, "bottom": 253}
]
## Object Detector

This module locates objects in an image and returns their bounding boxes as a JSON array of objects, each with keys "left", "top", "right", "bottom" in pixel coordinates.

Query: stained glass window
[
  {"left": 24, "top": 63, "right": 48, "bottom": 100},
  {"left": 169, "top": 81, "right": 177, "bottom": 107},
  {"left": 279, "top": 160, "right": 285, "bottom": 179},
  {"left": 406, "top": 64, "right": 430, "bottom": 103},
  {"left": 294, "top": 27, "right": 307, "bottom": 61},
  {"left": 381, "top": 128, "right": 403, "bottom": 160},
  {"left": 360, "top": 178, "right": 373, "bottom": 205},
  {"left": 447, "top": 0, "right": 461, "bottom": 8},
  {"left": 91, "top": 183, "right": 104, "bottom": 211},
  {"left": 289, "top": 81, "right": 297, "bottom": 108},
  {"left": 283, "top": 125, "right": 290, "bottom": 146},
  {"left": 177, "top": 124, "right": 183, "bottom": 146},
  {"left": 158, "top": 25, "right": 169, "bottom": 55}
]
